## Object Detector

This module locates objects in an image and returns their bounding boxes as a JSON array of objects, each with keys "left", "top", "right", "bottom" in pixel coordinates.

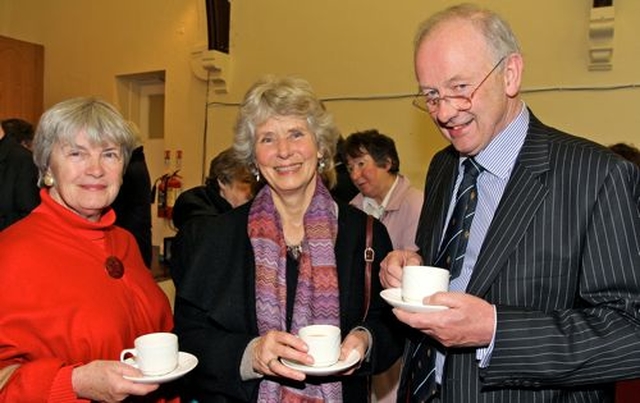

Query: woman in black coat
[{"left": 173, "top": 76, "right": 403, "bottom": 402}]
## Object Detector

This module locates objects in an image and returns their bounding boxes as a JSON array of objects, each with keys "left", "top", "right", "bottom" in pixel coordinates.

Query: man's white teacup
[
  {"left": 298, "top": 324, "right": 341, "bottom": 367},
  {"left": 401, "top": 265, "right": 450, "bottom": 304},
  {"left": 120, "top": 332, "right": 179, "bottom": 376}
]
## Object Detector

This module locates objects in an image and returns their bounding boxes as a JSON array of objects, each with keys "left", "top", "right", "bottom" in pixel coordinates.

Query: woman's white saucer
[
  {"left": 380, "top": 288, "right": 448, "bottom": 313},
  {"left": 281, "top": 350, "right": 361, "bottom": 376},
  {"left": 123, "top": 351, "right": 198, "bottom": 384}
]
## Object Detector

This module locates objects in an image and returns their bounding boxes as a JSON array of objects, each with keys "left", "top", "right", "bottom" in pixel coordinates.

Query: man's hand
[
  {"left": 393, "top": 292, "right": 495, "bottom": 348},
  {"left": 380, "top": 250, "right": 422, "bottom": 289}
]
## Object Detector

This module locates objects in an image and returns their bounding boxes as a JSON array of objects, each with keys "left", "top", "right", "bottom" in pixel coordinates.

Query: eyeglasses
[{"left": 413, "top": 56, "right": 507, "bottom": 114}]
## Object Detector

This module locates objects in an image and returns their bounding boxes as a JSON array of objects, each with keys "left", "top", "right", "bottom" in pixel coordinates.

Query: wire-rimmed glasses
[{"left": 413, "top": 56, "right": 507, "bottom": 114}]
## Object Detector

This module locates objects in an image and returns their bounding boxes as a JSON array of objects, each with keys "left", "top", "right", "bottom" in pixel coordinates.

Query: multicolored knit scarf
[{"left": 249, "top": 178, "right": 342, "bottom": 402}]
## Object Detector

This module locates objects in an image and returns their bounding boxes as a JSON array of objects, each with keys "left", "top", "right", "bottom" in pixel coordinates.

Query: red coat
[{"left": 0, "top": 189, "right": 174, "bottom": 402}]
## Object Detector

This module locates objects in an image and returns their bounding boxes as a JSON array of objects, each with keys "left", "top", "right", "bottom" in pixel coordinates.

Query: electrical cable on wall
[
  {"left": 202, "top": 70, "right": 212, "bottom": 184},
  {"left": 205, "top": 81, "right": 640, "bottom": 109}
]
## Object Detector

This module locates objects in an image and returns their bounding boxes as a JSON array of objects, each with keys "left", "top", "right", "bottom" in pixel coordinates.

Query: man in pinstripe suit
[{"left": 380, "top": 4, "right": 640, "bottom": 402}]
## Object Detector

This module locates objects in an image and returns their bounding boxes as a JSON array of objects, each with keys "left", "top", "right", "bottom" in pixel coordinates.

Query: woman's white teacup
[
  {"left": 120, "top": 332, "right": 178, "bottom": 376},
  {"left": 298, "top": 324, "right": 341, "bottom": 367},
  {"left": 401, "top": 265, "right": 450, "bottom": 304}
]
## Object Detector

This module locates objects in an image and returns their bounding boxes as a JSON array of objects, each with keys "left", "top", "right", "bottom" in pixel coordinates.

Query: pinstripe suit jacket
[{"left": 413, "top": 112, "right": 640, "bottom": 403}]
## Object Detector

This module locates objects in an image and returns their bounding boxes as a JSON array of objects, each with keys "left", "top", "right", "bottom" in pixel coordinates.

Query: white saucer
[
  {"left": 380, "top": 288, "right": 448, "bottom": 313},
  {"left": 123, "top": 351, "right": 198, "bottom": 384},
  {"left": 281, "top": 350, "right": 361, "bottom": 376}
]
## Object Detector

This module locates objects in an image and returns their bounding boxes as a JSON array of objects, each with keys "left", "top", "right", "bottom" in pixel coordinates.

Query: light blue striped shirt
[{"left": 436, "top": 102, "right": 529, "bottom": 383}]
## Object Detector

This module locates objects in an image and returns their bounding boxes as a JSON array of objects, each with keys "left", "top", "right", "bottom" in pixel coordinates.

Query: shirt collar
[
  {"left": 362, "top": 176, "right": 399, "bottom": 219},
  {"left": 472, "top": 101, "right": 529, "bottom": 180}
]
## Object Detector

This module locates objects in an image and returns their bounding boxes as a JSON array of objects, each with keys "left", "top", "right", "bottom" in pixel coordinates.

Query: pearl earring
[
  {"left": 318, "top": 159, "right": 326, "bottom": 173},
  {"left": 43, "top": 173, "right": 55, "bottom": 187}
]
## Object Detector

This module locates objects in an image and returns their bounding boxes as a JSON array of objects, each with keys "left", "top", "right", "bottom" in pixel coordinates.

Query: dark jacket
[
  {"left": 172, "top": 200, "right": 404, "bottom": 402},
  {"left": 171, "top": 184, "right": 232, "bottom": 231},
  {"left": 330, "top": 162, "right": 359, "bottom": 203},
  {"left": 0, "top": 135, "right": 39, "bottom": 231},
  {"left": 414, "top": 112, "right": 640, "bottom": 402},
  {"left": 112, "top": 146, "right": 152, "bottom": 267}
]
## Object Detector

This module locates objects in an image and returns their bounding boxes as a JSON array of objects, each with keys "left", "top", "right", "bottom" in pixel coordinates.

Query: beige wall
[
  {"left": 0, "top": 0, "right": 209, "bottom": 245},
  {"left": 207, "top": 0, "right": 640, "bottom": 188},
  {"left": 1, "top": 0, "right": 638, "bottom": 244}
]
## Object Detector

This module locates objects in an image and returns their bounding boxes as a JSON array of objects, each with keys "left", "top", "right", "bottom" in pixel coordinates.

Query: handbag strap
[{"left": 363, "top": 214, "right": 375, "bottom": 321}]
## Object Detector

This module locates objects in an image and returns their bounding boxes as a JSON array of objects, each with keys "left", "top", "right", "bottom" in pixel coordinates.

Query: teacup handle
[{"left": 120, "top": 348, "right": 137, "bottom": 364}]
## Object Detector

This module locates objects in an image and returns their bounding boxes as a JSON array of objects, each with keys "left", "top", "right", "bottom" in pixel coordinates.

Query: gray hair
[
  {"left": 206, "top": 147, "right": 255, "bottom": 188},
  {"left": 414, "top": 3, "right": 521, "bottom": 63},
  {"left": 33, "top": 97, "right": 136, "bottom": 186},
  {"left": 233, "top": 76, "right": 339, "bottom": 189}
]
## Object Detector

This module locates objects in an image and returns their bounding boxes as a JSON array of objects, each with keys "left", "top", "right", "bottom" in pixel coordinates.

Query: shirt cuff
[
  {"left": 476, "top": 304, "right": 497, "bottom": 368},
  {"left": 240, "top": 337, "right": 264, "bottom": 381},
  {"left": 350, "top": 326, "right": 373, "bottom": 360}
]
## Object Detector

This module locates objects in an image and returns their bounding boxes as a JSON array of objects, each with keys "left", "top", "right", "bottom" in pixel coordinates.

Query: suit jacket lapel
[
  {"left": 416, "top": 147, "right": 458, "bottom": 264},
  {"left": 466, "top": 113, "right": 551, "bottom": 296}
]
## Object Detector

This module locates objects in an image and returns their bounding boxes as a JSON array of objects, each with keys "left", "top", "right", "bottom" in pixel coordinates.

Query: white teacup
[
  {"left": 298, "top": 324, "right": 341, "bottom": 367},
  {"left": 401, "top": 265, "right": 450, "bottom": 304},
  {"left": 120, "top": 332, "right": 179, "bottom": 376}
]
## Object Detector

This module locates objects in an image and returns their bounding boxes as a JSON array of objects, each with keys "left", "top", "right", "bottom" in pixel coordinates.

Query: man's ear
[{"left": 503, "top": 53, "right": 524, "bottom": 98}]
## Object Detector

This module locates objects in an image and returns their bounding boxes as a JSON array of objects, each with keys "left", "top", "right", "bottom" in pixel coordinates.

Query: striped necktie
[
  {"left": 434, "top": 157, "right": 484, "bottom": 279},
  {"left": 398, "top": 157, "right": 484, "bottom": 403}
]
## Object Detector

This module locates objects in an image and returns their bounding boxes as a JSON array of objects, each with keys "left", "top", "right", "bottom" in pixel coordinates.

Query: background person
[
  {"left": 344, "top": 129, "right": 424, "bottom": 251},
  {"left": 330, "top": 135, "right": 359, "bottom": 203},
  {"left": 609, "top": 142, "right": 640, "bottom": 166},
  {"left": 171, "top": 146, "right": 255, "bottom": 231},
  {"left": 170, "top": 146, "right": 256, "bottom": 287},
  {"left": 0, "top": 118, "right": 39, "bottom": 231},
  {"left": 173, "top": 76, "right": 403, "bottom": 402},
  {"left": 380, "top": 4, "right": 640, "bottom": 403},
  {"left": 2, "top": 118, "right": 35, "bottom": 150},
  {"left": 112, "top": 124, "right": 153, "bottom": 268},
  {"left": 0, "top": 97, "right": 176, "bottom": 402}
]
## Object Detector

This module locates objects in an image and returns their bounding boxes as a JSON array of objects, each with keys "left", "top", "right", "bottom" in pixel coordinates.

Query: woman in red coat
[{"left": 0, "top": 97, "right": 176, "bottom": 402}]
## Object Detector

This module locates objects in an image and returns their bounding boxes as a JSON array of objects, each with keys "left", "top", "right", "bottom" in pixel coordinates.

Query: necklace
[
  {"left": 286, "top": 244, "right": 303, "bottom": 260},
  {"left": 104, "top": 230, "right": 124, "bottom": 279}
]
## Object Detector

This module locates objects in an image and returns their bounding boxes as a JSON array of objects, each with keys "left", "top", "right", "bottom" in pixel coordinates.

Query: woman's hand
[
  {"left": 252, "top": 330, "right": 310, "bottom": 381},
  {"left": 71, "top": 360, "right": 159, "bottom": 402},
  {"left": 338, "top": 328, "right": 369, "bottom": 375}
]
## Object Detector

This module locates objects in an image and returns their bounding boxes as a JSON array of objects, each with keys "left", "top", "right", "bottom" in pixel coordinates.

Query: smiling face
[
  {"left": 414, "top": 19, "right": 523, "bottom": 156},
  {"left": 254, "top": 115, "right": 321, "bottom": 200},
  {"left": 47, "top": 130, "right": 124, "bottom": 221}
]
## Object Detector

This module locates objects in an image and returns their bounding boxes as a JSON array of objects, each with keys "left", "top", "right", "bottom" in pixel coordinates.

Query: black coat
[
  {"left": 171, "top": 184, "right": 232, "bottom": 231},
  {"left": 0, "top": 135, "right": 39, "bottom": 231},
  {"left": 112, "top": 146, "right": 152, "bottom": 267},
  {"left": 172, "top": 200, "right": 404, "bottom": 402}
]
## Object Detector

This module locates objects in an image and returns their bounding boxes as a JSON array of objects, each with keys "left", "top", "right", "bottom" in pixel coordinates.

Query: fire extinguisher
[
  {"left": 152, "top": 170, "right": 182, "bottom": 219},
  {"left": 153, "top": 173, "right": 168, "bottom": 218},
  {"left": 164, "top": 170, "right": 182, "bottom": 219}
]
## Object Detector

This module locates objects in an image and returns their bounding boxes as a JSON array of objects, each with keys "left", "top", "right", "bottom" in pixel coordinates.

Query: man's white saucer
[
  {"left": 380, "top": 288, "right": 448, "bottom": 313},
  {"left": 123, "top": 351, "right": 198, "bottom": 384},
  {"left": 281, "top": 350, "right": 361, "bottom": 376}
]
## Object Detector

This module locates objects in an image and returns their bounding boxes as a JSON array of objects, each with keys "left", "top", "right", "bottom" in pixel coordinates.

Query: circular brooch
[{"left": 105, "top": 256, "right": 125, "bottom": 279}]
